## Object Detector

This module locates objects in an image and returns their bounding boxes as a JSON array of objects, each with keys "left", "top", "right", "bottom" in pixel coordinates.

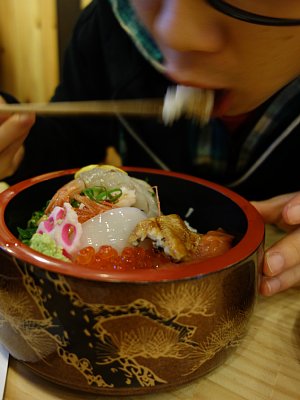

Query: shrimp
[
  {"left": 45, "top": 178, "right": 85, "bottom": 214},
  {"left": 76, "top": 166, "right": 159, "bottom": 217},
  {"left": 73, "top": 194, "right": 114, "bottom": 223},
  {"left": 45, "top": 165, "right": 160, "bottom": 218}
]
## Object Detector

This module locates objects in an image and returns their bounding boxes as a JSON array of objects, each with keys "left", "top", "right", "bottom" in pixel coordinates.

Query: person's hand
[
  {"left": 252, "top": 192, "right": 300, "bottom": 296},
  {"left": 0, "top": 96, "right": 35, "bottom": 179}
]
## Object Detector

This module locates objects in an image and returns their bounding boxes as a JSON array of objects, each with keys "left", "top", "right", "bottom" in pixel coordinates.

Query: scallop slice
[{"left": 80, "top": 207, "right": 147, "bottom": 253}]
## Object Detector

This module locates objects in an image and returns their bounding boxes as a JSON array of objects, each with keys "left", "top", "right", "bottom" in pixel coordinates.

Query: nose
[{"left": 153, "top": 0, "right": 225, "bottom": 53}]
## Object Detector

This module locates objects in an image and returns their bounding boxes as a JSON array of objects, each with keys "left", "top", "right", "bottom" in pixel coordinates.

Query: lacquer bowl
[{"left": 0, "top": 167, "right": 264, "bottom": 395}]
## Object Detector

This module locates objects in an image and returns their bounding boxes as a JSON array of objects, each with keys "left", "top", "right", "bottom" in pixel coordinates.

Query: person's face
[{"left": 129, "top": 0, "right": 300, "bottom": 116}]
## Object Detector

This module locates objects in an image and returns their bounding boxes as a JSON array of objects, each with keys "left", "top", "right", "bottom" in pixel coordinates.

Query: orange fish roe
[
  {"left": 74, "top": 246, "right": 96, "bottom": 265},
  {"left": 74, "top": 245, "right": 171, "bottom": 270}
]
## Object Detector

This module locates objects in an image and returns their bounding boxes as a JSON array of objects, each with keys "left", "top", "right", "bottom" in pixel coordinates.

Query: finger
[
  {"left": 0, "top": 140, "right": 25, "bottom": 178},
  {"left": 251, "top": 192, "right": 299, "bottom": 230},
  {"left": 264, "top": 227, "right": 300, "bottom": 277},
  {"left": 0, "top": 112, "right": 35, "bottom": 151},
  {"left": 0, "top": 95, "right": 11, "bottom": 124},
  {"left": 251, "top": 192, "right": 297, "bottom": 223},
  {"left": 260, "top": 266, "right": 300, "bottom": 296},
  {"left": 12, "top": 145, "right": 25, "bottom": 171},
  {"left": 282, "top": 192, "right": 300, "bottom": 225}
]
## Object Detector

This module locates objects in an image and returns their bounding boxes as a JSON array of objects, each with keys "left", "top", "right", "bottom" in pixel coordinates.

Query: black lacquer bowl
[{"left": 0, "top": 167, "right": 264, "bottom": 395}]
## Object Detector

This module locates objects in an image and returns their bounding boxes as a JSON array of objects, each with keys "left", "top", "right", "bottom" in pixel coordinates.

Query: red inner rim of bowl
[{"left": 0, "top": 167, "right": 264, "bottom": 282}]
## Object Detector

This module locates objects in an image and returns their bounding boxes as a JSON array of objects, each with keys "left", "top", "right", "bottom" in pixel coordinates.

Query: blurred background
[{"left": 0, "top": 0, "right": 92, "bottom": 103}]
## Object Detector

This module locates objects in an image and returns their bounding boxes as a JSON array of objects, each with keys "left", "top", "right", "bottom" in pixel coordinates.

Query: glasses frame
[{"left": 206, "top": 0, "right": 300, "bottom": 26}]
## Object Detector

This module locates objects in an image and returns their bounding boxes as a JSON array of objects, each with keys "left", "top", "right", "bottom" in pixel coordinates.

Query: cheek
[
  {"left": 232, "top": 28, "right": 300, "bottom": 83},
  {"left": 129, "top": 0, "right": 161, "bottom": 31}
]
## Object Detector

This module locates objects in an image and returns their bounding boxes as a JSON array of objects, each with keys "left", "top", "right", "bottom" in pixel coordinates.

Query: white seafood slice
[
  {"left": 78, "top": 165, "right": 133, "bottom": 189},
  {"left": 78, "top": 166, "right": 159, "bottom": 217},
  {"left": 80, "top": 207, "right": 147, "bottom": 253},
  {"left": 130, "top": 177, "right": 158, "bottom": 218}
]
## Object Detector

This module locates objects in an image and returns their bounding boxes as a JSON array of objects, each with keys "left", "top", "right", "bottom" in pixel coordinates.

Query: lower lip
[{"left": 212, "top": 90, "right": 232, "bottom": 117}]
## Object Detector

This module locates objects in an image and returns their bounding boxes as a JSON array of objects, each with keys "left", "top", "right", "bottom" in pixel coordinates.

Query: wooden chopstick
[{"left": 0, "top": 99, "right": 164, "bottom": 117}]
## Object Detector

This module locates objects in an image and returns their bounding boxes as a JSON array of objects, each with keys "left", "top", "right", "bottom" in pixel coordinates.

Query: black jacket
[{"left": 4, "top": 0, "right": 300, "bottom": 200}]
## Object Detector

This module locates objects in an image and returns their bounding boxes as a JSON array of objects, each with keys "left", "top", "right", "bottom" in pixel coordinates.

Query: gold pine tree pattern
[
  {"left": 0, "top": 262, "right": 253, "bottom": 388},
  {"left": 182, "top": 308, "right": 252, "bottom": 375},
  {"left": 0, "top": 281, "right": 56, "bottom": 362},
  {"left": 152, "top": 280, "right": 217, "bottom": 320}
]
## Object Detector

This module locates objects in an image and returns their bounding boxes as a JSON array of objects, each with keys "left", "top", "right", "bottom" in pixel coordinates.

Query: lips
[{"left": 212, "top": 89, "right": 232, "bottom": 117}]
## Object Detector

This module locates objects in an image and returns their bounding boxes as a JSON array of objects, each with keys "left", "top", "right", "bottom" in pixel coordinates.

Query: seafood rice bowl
[{"left": 0, "top": 166, "right": 264, "bottom": 395}]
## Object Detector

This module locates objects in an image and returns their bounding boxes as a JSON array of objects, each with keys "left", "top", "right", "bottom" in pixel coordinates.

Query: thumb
[{"left": 251, "top": 192, "right": 298, "bottom": 229}]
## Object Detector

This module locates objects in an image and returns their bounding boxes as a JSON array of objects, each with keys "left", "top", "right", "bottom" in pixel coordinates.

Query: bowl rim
[{"left": 0, "top": 167, "right": 265, "bottom": 283}]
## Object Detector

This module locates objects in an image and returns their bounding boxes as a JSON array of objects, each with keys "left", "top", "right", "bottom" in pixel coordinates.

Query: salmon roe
[{"left": 74, "top": 245, "right": 171, "bottom": 270}]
